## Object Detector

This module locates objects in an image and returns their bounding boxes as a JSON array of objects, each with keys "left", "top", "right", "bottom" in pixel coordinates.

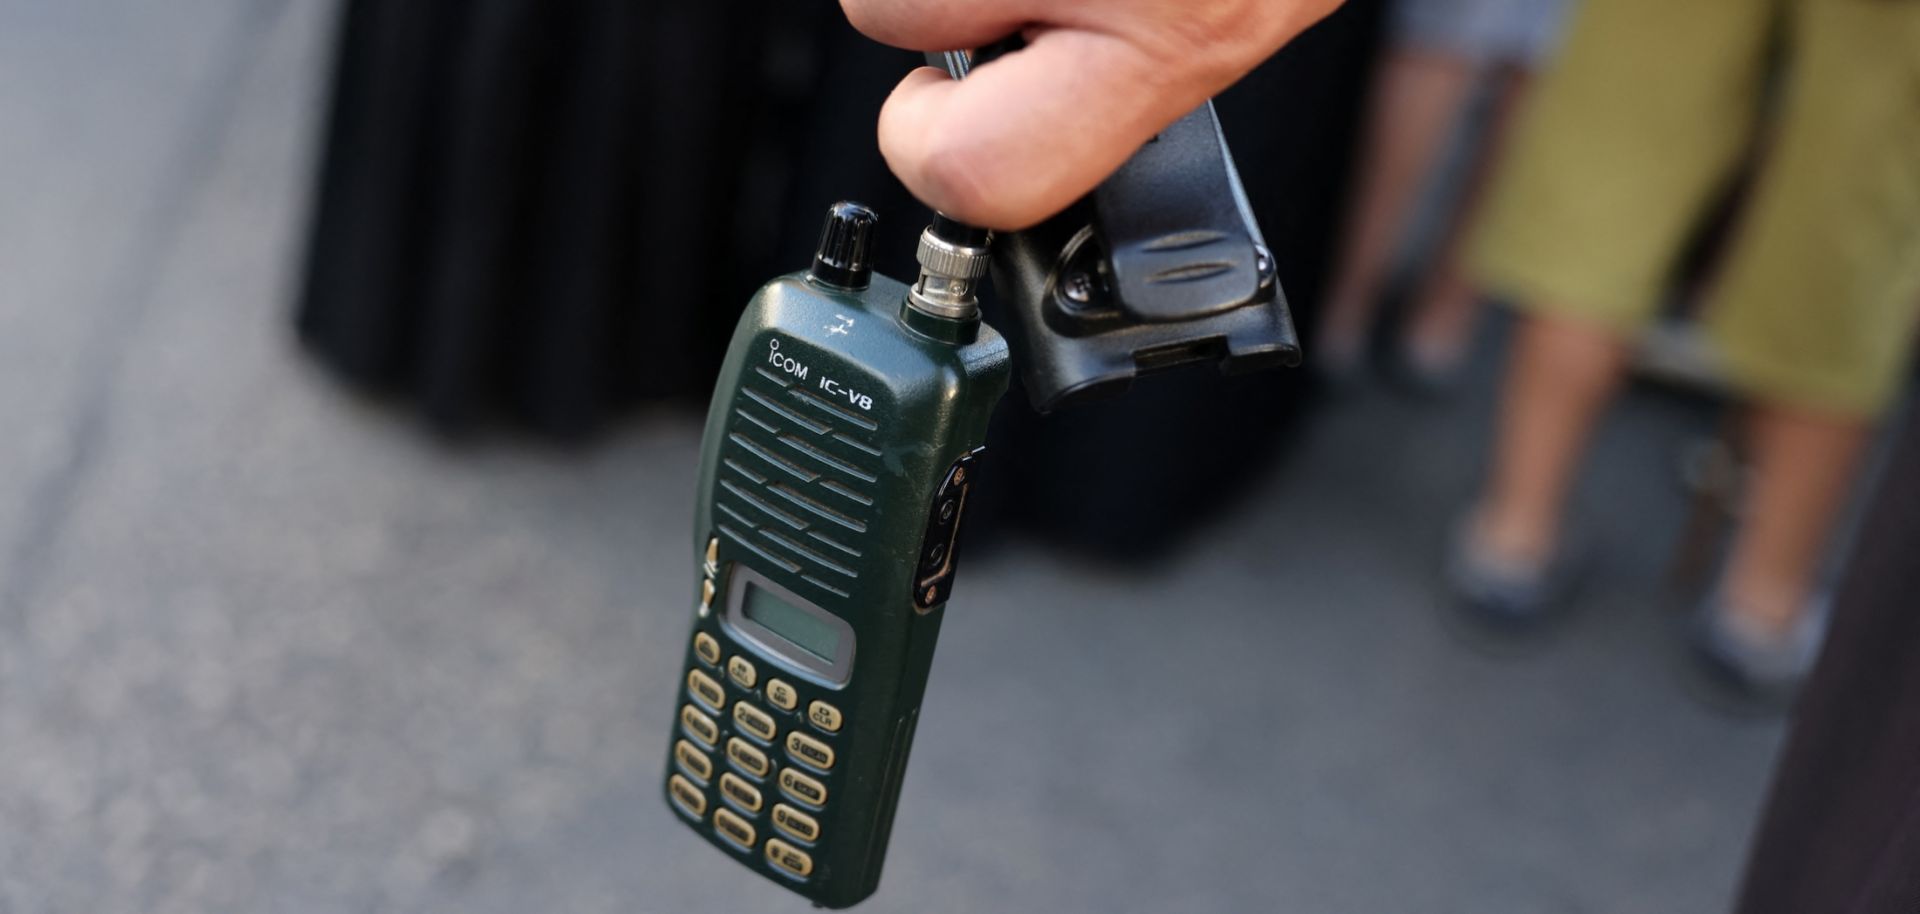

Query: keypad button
[
  {"left": 668, "top": 773, "right": 707, "bottom": 818},
  {"left": 734, "top": 702, "right": 777, "bottom": 742},
  {"left": 778, "top": 767, "right": 828, "bottom": 808},
  {"left": 700, "top": 578, "right": 716, "bottom": 611},
  {"left": 714, "top": 807, "right": 757, "bottom": 849},
  {"left": 727, "top": 655, "right": 758, "bottom": 690},
  {"left": 727, "top": 738, "right": 770, "bottom": 779},
  {"left": 807, "top": 700, "right": 843, "bottom": 733},
  {"left": 766, "top": 838, "right": 814, "bottom": 878},
  {"left": 785, "top": 731, "right": 835, "bottom": 771},
  {"left": 720, "top": 772, "right": 764, "bottom": 813},
  {"left": 693, "top": 632, "right": 721, "bottom": 667},
  {"left": 765, "top": 678, "right": 798, "bottom": 711},
  {"left": 680, "top": 704, "right": 720, "bottom": 747},
  {"left": 772, "top": 804, "right": 820, "bottom": 843},
  {"left": 674, "top": 739, "right": 713, "bottom": 782},
  {"left": 687, "top": 669, "right": 726, "bottom": 712}
]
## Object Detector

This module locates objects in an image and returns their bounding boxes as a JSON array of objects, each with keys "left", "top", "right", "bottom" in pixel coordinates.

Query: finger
[
  {"left": 876, "top": 29, "right": 1212, "bottom": 230},
  {"left": 838, "top": 0, "right": 1031, "bottom": 53}
]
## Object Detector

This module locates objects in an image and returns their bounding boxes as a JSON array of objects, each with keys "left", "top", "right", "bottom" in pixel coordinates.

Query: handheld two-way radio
[
  {"left": 666, "top": 44, "right": 1301, "bottom": 911},
  {"left": 663, "top": 204, "right": 1009, "bottom": 908}
]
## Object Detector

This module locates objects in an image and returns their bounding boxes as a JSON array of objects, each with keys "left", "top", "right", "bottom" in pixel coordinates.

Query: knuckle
[{"left": 1131, "top": 0, "right": 1281, "bottom": 82}]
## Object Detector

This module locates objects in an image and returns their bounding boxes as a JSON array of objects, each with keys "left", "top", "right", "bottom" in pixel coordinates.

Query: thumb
[{"left": 876, "top": 30, "right": 1214, "bottom": 231}]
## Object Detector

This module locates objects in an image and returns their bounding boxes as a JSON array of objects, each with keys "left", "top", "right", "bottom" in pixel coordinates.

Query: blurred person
[
  {"left": 1316, "top": 0, "right": 1569, "bottom": 388},
  {"left": 1448, "top": 0, "right": 1920, "bottom": 701}
]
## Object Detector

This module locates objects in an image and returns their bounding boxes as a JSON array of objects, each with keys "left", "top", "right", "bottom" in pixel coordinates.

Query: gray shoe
[
  {"left": 1443, "top": 513, "right": 1582, "bottom": 633},
  {"left": 1688, "top": 594, "right": 1830, "bottom": 704}
]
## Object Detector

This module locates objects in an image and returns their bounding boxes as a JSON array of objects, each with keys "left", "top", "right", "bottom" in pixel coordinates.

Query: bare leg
[
  {"left": 1318, "top": 47, "right": 1480, "bottom": 365},
  {"left": 1401, "top": 66, "right": 1535, "bottom": 375},
  {"left": 1473, "top": 313, "right": 1630, "bottom": 567},
  {"left": 1718, "top": 406, "right": 1870, "bottom": 633}
]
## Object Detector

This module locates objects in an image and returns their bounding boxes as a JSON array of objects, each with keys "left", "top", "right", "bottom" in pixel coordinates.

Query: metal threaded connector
[
  {"left": 914, "top": 233, "right": 992, "bottom": 281},
  {"left": 907, "top": 217, "right": 992, "bottom": 321}
]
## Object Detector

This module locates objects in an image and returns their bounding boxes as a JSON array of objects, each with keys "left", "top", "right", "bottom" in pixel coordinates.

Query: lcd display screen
[{"left": 742, "top": 583, "right": 842, "bottom": 663}]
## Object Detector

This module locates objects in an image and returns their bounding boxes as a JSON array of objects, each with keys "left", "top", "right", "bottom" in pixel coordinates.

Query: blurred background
[{"left": 1, "top": 0, "right": 1913, "bottom": 912}]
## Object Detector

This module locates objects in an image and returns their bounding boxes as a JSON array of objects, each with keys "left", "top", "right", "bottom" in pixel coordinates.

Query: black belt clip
[{"left": 934, "top": 47, "right": 1302, "bottom": 412}]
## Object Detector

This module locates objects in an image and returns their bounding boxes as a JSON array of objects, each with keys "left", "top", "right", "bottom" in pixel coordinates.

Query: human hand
[{"left": 841, "top": 0, "right": 1344, "bottom": 229}]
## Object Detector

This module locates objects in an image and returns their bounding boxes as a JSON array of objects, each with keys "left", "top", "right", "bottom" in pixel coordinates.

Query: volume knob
[{"left": 808, "top": 201, "right": 878, "bottom": 290}]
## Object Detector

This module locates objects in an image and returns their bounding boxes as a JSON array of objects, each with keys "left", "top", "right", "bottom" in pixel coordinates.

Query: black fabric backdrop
[{"left": 296, "top": 0, "right": 1381, "bottom": 557}]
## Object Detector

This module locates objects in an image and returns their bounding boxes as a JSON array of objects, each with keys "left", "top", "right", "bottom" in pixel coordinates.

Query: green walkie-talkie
[{"left": 664, "top": 202, "right": 1010, "bottom": 908}]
